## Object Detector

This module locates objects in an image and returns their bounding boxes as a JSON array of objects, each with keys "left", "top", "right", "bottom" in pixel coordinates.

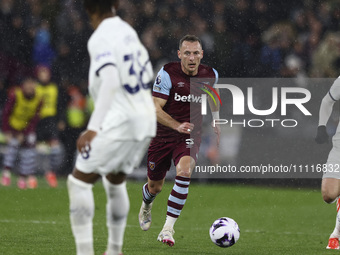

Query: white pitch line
[
  {"left": 0, "top": 219, "right": 143, "bottom": 228},
  {"left": 0, "top": 219, "right": 57, "bottom": 224}
]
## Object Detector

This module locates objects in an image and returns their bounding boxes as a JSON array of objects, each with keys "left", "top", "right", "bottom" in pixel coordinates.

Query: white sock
[
  {"left": 142, "top": 201, "right": 153, "bottom": 210},
  {"left": 330, "top": 197, "right": 340, "bottom": 239},
  {"left": 330, "top": 213, "right": 340, "bottom": 238},
  {"left": 67, "top": 175, "right": 94, "bottom": 255},
  {"left": 164, "top": 215, "right": 177, "bottom": 230},
  {"left": 103, "top": 177, "right": 130, "bottom": 255}
]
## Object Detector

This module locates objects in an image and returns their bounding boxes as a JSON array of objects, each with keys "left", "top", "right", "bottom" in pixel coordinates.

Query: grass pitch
[{"left": 0, "top": 178, "right": 337, "bottom": 254}]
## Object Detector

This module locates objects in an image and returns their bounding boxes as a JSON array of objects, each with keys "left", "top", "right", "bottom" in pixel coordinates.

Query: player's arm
[
  {"left": 23, "top": 99, "right": 42, "bottom": 136},
  {"left": 207, "top": 88, "right": 220, "bottom": 113},
  {"left": 56, "top": 84, "right": 69, "bottom": 131},
  {"left": 153, "top": 67, "right": 193, "bottom": 134},
  {"left": 77, "top": 65, "right": 119, "bottom": 152},
  {"left": 208, "top": 69, "right": 220, "bottom": 116},
  {"left": 208, "top": 87, "right": 220, "bottom": 118},
  {"left": 207, "top": 69, "right": 221, "bottom": 145},
  {"left": 315, "top": 79, "right": 340, "bottom": 144},
  {"left": 2, "top": 91, "right": 16, "bottom": 140},
  {"left": 153, "top": 96, "right": 193, "bottom": 134},
  {"left": 207, "top": 87, "right": 221, "bottom": 146}
]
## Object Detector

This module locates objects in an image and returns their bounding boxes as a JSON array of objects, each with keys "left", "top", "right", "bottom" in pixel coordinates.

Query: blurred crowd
[
  {"left": 126, "top": 0, "right": 340, "bottom": 78},
  {"left": 1, "top": 0, "right": 340, "bottom": 176}
]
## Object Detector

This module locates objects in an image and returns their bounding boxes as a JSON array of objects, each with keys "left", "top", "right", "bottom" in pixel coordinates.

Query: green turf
[{"left": 0, "top": 178, "right": 337, "bottom": 254}]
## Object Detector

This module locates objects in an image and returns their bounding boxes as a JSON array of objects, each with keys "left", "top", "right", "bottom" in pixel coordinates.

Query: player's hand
[
  {"left": 77, "top": 130, "right": 97, "bottom": 153},
  {"left": 315, "top": 125, "right": 329, "bottom": 144},
  {"left": 176, "top": 122, "right": 194, "bottom": 134},
  {"left": 212, "top": 122, "right": 221, "bottom": 147}
]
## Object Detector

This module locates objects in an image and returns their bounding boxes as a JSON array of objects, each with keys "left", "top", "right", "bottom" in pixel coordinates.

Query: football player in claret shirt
[
  {"left": 138, "top": 34, "right": 220, "bottom": 246},
  {"left": 1, "top": 77, "right": 43, "bottom": 189},
  {"left": 67, "top": 0, "right": 156, "bottom": 255}
]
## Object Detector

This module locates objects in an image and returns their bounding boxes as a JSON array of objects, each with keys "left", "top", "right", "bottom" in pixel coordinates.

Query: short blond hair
[{"left": 179, "top": 35, "right": 202, "bottom": 49}]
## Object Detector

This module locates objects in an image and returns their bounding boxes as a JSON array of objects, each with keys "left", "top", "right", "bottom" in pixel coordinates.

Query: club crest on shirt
[
  {"left": 177, "top": 82, "right": 185, "bottom": 87},
  {"left": 149, "top": 161, "right": 155, "bottom": 170}
]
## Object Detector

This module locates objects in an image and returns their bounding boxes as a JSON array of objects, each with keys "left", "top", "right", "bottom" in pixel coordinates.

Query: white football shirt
[
  {"left": 87, "top": 16, "right": 156, "bottom": 141},
  {"left": 328, "top": 77, "right": 340, "bottom": 143}
]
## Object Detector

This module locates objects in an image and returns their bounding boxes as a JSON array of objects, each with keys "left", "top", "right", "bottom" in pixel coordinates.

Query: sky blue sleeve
[
  {"left": 153, "top": 67, "right": 172, "bottom": 96},
  {"left": 213, "top": 68, "right": 219, "bottom": 88}
]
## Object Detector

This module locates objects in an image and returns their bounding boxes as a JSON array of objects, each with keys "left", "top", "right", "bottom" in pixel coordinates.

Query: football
[{"left": 209, "top": 217, "right": 240, "bottom": 248}]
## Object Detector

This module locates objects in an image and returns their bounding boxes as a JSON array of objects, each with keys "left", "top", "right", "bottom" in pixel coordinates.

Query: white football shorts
[
  {"left": 75, "top": 134, "right": 151, "bottom": 176},
  {"left": 322, "top": 147, "right": 340, "bottom": 179}
]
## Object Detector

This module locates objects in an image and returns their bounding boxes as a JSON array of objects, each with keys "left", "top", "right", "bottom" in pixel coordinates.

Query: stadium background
[
  {"left": 0, "top": 0, "right": 339, "bottom": 181},
  {"left": 1, "top": 1, "right": 340, "bottom": 254}
]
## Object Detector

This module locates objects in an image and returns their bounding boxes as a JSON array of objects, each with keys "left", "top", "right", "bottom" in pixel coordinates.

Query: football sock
[
  {"left": 142, "top": 183, "right": 157, "bottom": 207},
  {"left": 165, "top": 176, "right": 190, "bottom": 229},
  {"left": 50, "top": 145, "right": 63, "bottom": 172},
  {"left": 3, "top": 138, "right": 20, "bottom": 170},
  {"left": 19, "top": 148, "right": 37, "bottom": 176},
  {"left": 164, "top": 215, "right": 177, "bottom": 229},
  {"left": 330, "top": 198, "right": 340, "bottom": 239},
  {"left": 103, "top": 177, "right": 129, "bottom": 255},
  {"left": 67, "top": 175, "right": 94, "bottom": 255}
]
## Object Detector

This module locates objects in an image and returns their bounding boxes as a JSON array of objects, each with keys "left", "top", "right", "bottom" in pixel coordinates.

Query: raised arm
[{"left": 315, "top": 78, "right": 340, "bottom": 144}]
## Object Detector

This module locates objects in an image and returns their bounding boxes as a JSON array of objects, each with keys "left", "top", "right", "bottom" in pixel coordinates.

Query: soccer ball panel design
[{"left": 209, "top": 217, "right": 240, "bottom": 248}]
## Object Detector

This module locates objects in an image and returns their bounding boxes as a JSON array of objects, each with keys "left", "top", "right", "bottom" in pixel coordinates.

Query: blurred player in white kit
[
  {"left": 316, "top": 77, "right": 340, "bottom": 250},
  {"left": 67, "top": 1, "right": 156, "bottom": 254}
]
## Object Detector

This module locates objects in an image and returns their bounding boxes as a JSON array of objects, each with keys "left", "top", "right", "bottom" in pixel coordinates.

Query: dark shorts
[
  {"left": 36, "top": 117, "right": 59, "bottom": 141},
  {"left": 147, "top": 137, "right": 201, "bottom": 181}
]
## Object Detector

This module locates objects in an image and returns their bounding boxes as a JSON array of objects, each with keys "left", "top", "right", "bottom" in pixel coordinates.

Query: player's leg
[
  {"left": 139, "top": 142, "right": 171, "bottom": 231},
  {"left": 67, "top": 169, "right": 101, "bottom": 255},
  {"left": 322, "top": 178, "right": 340, "bottom": 204},
  {"left": 103, "top": 173, "right": 128, "bottom": 255},
  {"left": 68, "top": 132, "right": 122, "bottom": 255},
  {"left": 37, "top": 117, "right": 62, "bottom": 187},
  {"left": 322, "top": 178, "right": 340, "bottom": 249},
  {"left": 158, "top": 155, "right": 195, "bottom": 246},
  {"left": 46, "top": 138, "right": 63, "bottom": 187},
  {"left": 139, "top": 177, "right": 165, "bottom": 230},
  {"left": 18, "top": 147, "right": 38, "bottom": 189},
  {"left": 327, "top": 197, "right": 340, "bottom": 249},
  {"left": 102, "top": 138, "right": 151, "bottom": 255},
  {"left": 1, "top": 137, "right": 20, "bottom": 186}
]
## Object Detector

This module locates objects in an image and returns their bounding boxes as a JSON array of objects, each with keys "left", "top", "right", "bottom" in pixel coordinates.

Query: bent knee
[
  {"left": 176, "top": 164, "right": 192, "bottom": 178},
  {"left": 322, "top": 188, "right": 338, "bottom": 203},
  {"left": 177, "top": 166, "right": 192, "bottom": 178},
  {"left": 177, "top": 171, "right": 191, "bottom": 178},
  {"left": 321, "top": 179, "right": 340, "bottom": 203},
  {"left": 323, "top": 193, "right": 337, "bottom": 204},
  {"left": 148, "top": 183, "right": 163, "bottom": 194}
]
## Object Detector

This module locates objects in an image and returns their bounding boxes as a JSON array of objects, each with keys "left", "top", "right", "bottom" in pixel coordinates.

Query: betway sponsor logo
[{"left": 174, "top": 92, "right": 201, "bottom": 103}]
